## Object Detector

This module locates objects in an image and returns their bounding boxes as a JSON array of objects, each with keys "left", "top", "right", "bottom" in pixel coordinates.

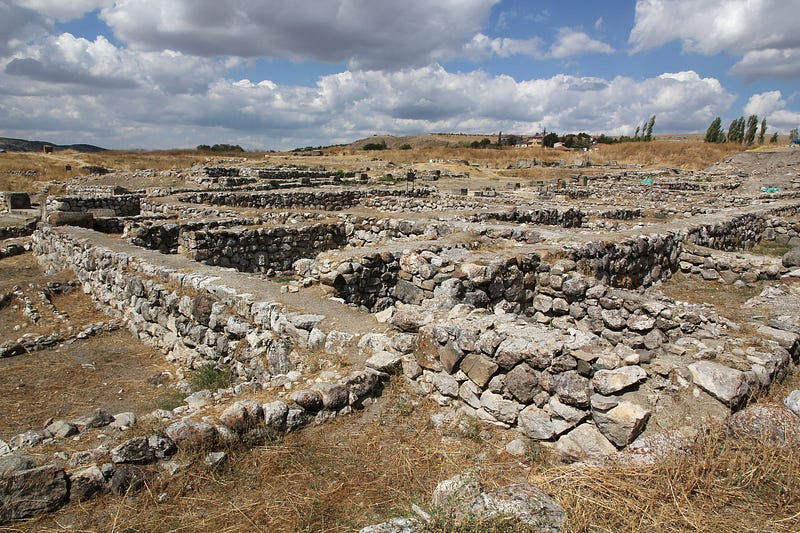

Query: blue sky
[{"left": 1, "top": 0, "right": 798, "bottom": 150}]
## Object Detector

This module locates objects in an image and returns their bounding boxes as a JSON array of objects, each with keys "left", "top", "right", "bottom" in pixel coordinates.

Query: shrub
[
  {"left": 190, "top": 363, "right": 232, "bottom": 391},
  {"left": 363, "top": 141, "right": 387, "bottom": 151}
]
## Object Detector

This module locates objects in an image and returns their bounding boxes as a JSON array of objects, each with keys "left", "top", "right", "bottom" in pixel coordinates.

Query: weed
[
  {"left": 189, "top": 363, "right": 232, "bottom": 391},
  {"left": 153, "top": 389, "right": 186, "bottom": 411},
  {"left": 752, "top": 239, "right": 793, "bottom": 257}
]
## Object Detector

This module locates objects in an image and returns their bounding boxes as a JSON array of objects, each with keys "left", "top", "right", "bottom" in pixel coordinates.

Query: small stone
[
  {"left": 45, "top": 420, "right": 78, "bottom": 439},
  {"left": 164, "top": 419, "right": 218, "bottom": 449},
  {"left": 109, "top": 464, "right": 145, "bottom": 496},
  {"left": 592, "top": 366, "right": 647, "bottom": 395},
  {"left": 517, "top": 406, "right": 555, "bottom": 440},
  {"left": 72, "top": 409, "right": 114, "bottom": 429},
  {"left": 204, "top": 451, "right": 227, "bottom": 467},
  {"left": 0, "top": 454, "right": 36, "bottom": 478},
  {"left": 593, "top": 401, "right": 651, "bottom": 447},
  {"left": 365, "top": 351, "right": 402, "bottom": 374},
  {"left": 688, "top": 361, "right": 749, "bottom": 407},
  {"left": 556, "top": 424, "right": 617, "bottom": 463},
  {"left": 69, "top": 465, "right": 107, "bottom": 502},
  {"left": 784, "top": 390, "right": 800, "bottom": 416}
]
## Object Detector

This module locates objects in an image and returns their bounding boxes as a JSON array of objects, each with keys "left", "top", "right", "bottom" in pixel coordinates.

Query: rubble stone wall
[
  {"left": 31, "top": 226, "right": 341, "bottom": 384},
  {"left": 179, "top": 223, "right": 347, "bottom": 273},
  {"left": 45, "top": 195, "right": 142, "bottom": 217},
  {"left": 686, "top": 213, "right": 766, "bottom": 251},
  {"left": 0, "top": 219, "right": 37, "bottom": 240},
  {"left": 0, "top": 192, "right": 32, "bottom": 212},
  {"left": 176, "top": 188, "right": 433, "bottom": 211},
  {"left": 473, "top": 207, "right": 586, "bottom": 228}
]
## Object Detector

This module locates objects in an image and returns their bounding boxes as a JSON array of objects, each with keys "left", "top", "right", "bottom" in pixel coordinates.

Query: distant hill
[
  {"left": 0, "top": 137, "right": 106, "bottom": 153},
  {"left": 345, "top": 133, "right": 498, "bottom": 150}
]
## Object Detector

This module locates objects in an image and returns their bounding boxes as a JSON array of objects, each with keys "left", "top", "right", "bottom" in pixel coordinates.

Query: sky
[{"left": 1, "top": 0, "right": 799, "bottom": 150}]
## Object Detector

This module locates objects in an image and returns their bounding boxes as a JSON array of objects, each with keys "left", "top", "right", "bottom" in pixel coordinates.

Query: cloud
[
  {"left": 730, "top": 48, "right": 800, "bottom": 81},
  {"left": 744, "top": 91, "right": 800, "bottom": 132},
  {"left": 0, "top": 1, "right": 51, "bottom": 55},
  {"left": 0, "top": 58, "right": 739, "bottom": 149},
  {"left": 3, "top": 33, "right": 231, "bottom": 94},
  {"left": 98, "top": 0, "right": 501, "bottom": 69},
  {"left": 462, "top": 33, "right": 544, "bottom": 60},
  {"left": 549, "top": 28, "right": 614, "bottom": 59},
  {"left": 15, "top": 0, "right": 112, "bottom": 22},
  {"left": 629, "top": 0, "right": 800, "bottom": 56}
]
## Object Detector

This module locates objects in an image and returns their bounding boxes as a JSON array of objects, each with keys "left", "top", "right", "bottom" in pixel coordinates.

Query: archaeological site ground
[{"left": 1, "top": 138, "right": 800, "bottom": 532}]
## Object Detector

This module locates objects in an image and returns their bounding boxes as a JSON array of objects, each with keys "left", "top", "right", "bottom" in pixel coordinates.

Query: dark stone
[
  {"left": 0, "top": 465, "right": 68, "bottom": 522},
  {"left": 109, "top": 465, "right": 145, "bottom": 496}
]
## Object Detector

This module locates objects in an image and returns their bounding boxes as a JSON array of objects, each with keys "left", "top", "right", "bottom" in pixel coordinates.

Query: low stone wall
[
  {"left": 125, "top": 217, "right": 255, "bottom": 254},
  {"left": 686, "top": 213, "right": 766, "bottom": 251},
  {"left": 0, "top": 219, "right": 37, "bottom": 240},
  {"left": 565, "top": 233, "right": 682, "bottom": 289},
  {"left": 0, "top": 192, "right": 31, "bottom": 212},
  {"left": 179, "top": 222, "right": 347, "bottom": 273},
  {"left": 45, "top": 195, "right": 142, "bottom": 217},
  {"left": 176, "top": 188, "right": 433, "bottom": 211},
  {"left": 599, "top": 208, "right": 643, "bottom": 220},
  {"left": 472, "top": 207, "right": 586, "bottom": 228},
  {"left": 30, "top": 226, "right": 357, "bottom": 385},
  {"left": 65, "top": 185, "right": 129, "bottom": 196}
]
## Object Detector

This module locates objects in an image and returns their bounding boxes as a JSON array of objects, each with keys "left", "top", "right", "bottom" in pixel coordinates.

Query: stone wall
[
  {"left": 472, "top": 207, "right": 586, "bottom": 228},
  {"left": 0, "top": 192, "right": 31, "bottom": 212},
  {"left": 179, "top": 222, "right": 347, "bottom": 273},
  {"left": 30, "top": 226, "right": 356, "bottom": 385},
  {"left": 45, "top": 195, "right": 142, "bottom": 217},
  {"left": 686, "top": 213, "right": 766, "bottom": 251},
  {"left": 176, "top": 188, "right": 433, "bottom": 211},
  {"left": 565, "top": 233, "right": 682, "bottom": 289},
  {"left": 0, "top": 219, "right": 37, "bottom": 240}
]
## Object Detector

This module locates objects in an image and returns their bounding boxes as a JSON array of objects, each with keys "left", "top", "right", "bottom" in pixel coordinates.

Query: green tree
[
  {"left": 644, "top": 115, "right": 656, "bottom": 141},
  {"left": 633, "top": 125, "right": 640, "bottom": 141},
  {"left": 770, "top": 132, "right": 779, "bottom": 143},
  {"left": 542, "top": 132, "right": 559, "bottom": 147},
  {"left": 728, "top": 116, "right": 747, "bottom": 143},
  {"left": 758, "top": 118, "right": 767, "bottom": 144},
  {"left": 745, "top": 114, "right": 759, "bottom": 145},
  {"left": 791, "top": 127, "right": 799, "bottom": 140},
  {"left": 705, "top": 117, "right": 724, "bottom": 143}
]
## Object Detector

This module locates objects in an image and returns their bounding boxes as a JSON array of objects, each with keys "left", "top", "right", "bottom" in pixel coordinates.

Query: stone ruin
[{"left": 3, "top": 153, "right": 800, "bottom": 523}]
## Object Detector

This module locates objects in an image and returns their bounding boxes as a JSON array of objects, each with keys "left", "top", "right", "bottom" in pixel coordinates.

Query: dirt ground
[{"left": 0, "top": 252, "right": 176, "bottom": 443}]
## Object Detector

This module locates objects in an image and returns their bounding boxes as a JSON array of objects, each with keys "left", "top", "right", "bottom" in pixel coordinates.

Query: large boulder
[
  {"left": 593, "top": 401, "right": 651, "bottom": 447},
  {"left": 556, "top": 424, "right": 617, "bottom": 462},
  {"left": 164, "top": 419, "right": 218, "bottom": 449},
  {"left": 727, "top": 403, "right": 800, "bottom": 445},
  {"left": 592, "top": 366, "right": 647, "bottom": 395},
  {"left": 0, "top": 465, "right": 69, "bottom": 523},
  {"left": 688, "top": 361, "right": 749, "bottom": 407}
]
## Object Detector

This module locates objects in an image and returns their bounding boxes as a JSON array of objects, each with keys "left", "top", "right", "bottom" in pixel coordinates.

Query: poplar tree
[
  {"left": 745, "top": 114, "right": 758, "bottom": 145},
  {"left": 704, "top": 117, "right": 724, "bottom": 143}
]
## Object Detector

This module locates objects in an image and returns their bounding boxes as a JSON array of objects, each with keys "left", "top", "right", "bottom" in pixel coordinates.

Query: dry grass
[
  {"left": 592, "top": 140, "right": 743, "bottom": 170},
  {"left": 658, "top": 272, "right": 763, "bottom": 323},
  {"left": 19, "top": 371, "right": 800, "bottom": 533},
  {"left": 538, "top": 425, "right": 800, "bottom": 532}
]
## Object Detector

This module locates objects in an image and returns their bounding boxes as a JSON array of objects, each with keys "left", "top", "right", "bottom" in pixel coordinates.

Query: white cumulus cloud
[
  {"left": 744, "top": 91, "right": 800, "bottom": 132},
  {"left": 629, "top": 0, "right": 800, "bottom": 80},
  {"left": 98, "top": 0, "right": 501, "bottom": 69},
  {"left": 548, "top": 28, "right": 614, "bottom": 59},
  {"left": 0, "top": 59, "right": 739, "bottom": 149}
]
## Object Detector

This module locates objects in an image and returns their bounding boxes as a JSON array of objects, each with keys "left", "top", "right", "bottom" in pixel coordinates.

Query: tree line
[{"left": 703, "top": 115, "right": 784, "bottom": 144}]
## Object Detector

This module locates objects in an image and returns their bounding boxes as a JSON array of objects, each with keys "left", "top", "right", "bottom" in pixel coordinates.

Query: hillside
[{"left": 0, "top": 137, "right": 105, "bottom": 153}]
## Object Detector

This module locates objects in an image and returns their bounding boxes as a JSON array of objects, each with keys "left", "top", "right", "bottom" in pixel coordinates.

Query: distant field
[{"left": 0, "top": 134, "right": 771, "bottom": 195}]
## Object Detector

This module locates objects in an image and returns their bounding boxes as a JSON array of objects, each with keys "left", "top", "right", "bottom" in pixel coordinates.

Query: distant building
[{"left": 43, "top": 145, "right": 54, "bottom": 154}]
